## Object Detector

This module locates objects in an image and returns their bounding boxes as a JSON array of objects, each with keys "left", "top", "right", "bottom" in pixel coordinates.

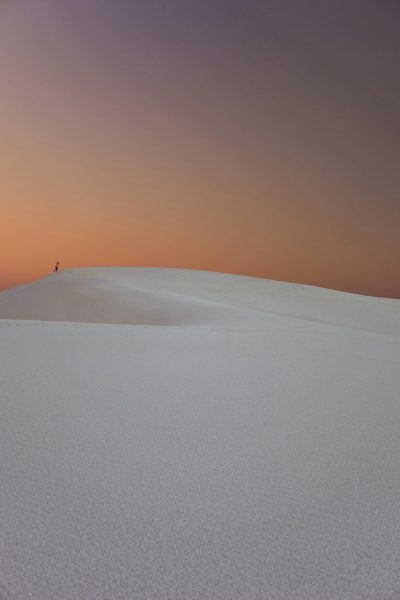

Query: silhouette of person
[{"left": 54, "top": 261, "right": 60, "bottom": 273}]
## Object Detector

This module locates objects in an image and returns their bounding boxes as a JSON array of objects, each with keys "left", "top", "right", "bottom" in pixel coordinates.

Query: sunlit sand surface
[{"left": 1, "top": 268, "right": 399, "bottom": 599}]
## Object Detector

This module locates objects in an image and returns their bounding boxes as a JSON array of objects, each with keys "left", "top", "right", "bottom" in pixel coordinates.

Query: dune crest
[{"left": 0, "top": 268, "right": 398, "bottom": 334}]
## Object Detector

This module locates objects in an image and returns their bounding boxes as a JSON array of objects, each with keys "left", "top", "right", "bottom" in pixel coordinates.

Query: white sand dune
[
  {"left": 1, "top": 268, "right": 400, "bottom": 599},
  {"left": 0, "top": 267, "right": 399, "bottom": 333}
]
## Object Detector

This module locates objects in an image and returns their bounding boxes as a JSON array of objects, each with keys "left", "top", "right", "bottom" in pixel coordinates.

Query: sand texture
[{"left": 1, "top": 268, "right": 400, "bottom": 599}]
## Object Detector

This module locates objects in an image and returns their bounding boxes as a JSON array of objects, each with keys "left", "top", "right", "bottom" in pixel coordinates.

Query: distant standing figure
[{"left": 54, "top": 261, "right": 60, "bottom": 273}]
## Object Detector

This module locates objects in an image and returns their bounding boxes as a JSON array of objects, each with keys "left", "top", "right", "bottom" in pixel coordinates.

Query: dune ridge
[{"left": 0, "top": 268, "right": 398, "bottom": 335}]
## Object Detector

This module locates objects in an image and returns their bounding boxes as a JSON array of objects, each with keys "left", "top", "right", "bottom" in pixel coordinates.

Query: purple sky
[{"left": 1, "top": 0, "right": 399, "bottom": 296}]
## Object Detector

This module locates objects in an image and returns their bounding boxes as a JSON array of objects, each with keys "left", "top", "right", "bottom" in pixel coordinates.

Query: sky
[{"left": 1, "top": 0, "right": 399, "bottom": 297}]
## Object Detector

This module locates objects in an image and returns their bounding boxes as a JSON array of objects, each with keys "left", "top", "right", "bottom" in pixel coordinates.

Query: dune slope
[
  {"left": 0, "top": 268, "right": 400, "bottom": 600},
  {"left": 0, "top": 267, "right": 399, "bottom": 333}
]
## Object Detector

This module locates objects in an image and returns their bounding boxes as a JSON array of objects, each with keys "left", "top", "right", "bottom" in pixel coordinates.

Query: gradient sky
[{"left": 1, "top": 0, "right": 399, "bottom": 296}]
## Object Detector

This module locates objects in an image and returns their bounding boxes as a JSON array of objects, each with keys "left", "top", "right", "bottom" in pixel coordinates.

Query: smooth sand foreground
[{"left": 1, "top": 268, "right": 400, "bottom": 600}]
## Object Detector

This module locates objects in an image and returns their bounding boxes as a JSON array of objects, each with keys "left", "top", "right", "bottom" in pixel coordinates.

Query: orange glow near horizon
[{"left": 1, "top": 1, "right": 400, "bottom": 298}]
